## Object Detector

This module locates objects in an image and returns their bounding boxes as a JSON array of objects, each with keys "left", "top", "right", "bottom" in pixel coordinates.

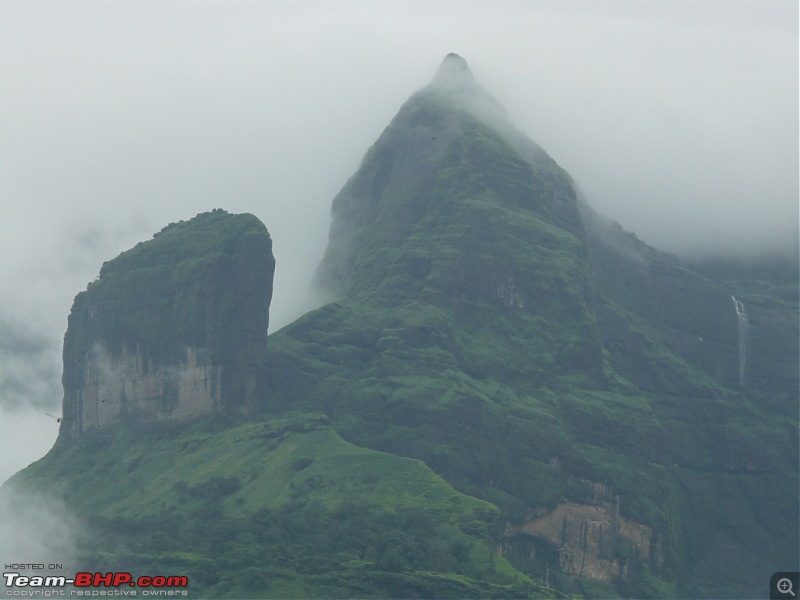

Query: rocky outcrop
[
  {"left": 503, "top": 482, "right": 662, "bottom": 583},
  {"left": 75, "top": 345, "right": 222, "bottom": 430},
  {"left": 61, "top": 210, "right": 274, "bottom": 438}
]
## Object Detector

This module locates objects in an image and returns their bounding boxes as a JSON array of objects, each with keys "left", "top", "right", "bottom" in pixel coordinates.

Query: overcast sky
[{"left": 0, "top": 0, "right": 797, "bottom": 484}]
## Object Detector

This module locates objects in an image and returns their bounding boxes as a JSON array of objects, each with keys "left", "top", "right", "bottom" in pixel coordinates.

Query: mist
[
  {"left": 1, "top": 1, "right": 797, "bottom": 485},
  {"left": 0, "top": 483, "right": 79, "bottom": 590}
]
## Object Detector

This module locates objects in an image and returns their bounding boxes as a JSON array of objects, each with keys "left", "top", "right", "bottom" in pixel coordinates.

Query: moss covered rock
[{"left": 61, "top": 209, "right": 274, "bottom": 437}]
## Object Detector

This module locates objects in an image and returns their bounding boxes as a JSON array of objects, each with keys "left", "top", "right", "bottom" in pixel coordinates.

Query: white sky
[{"left": 0, "top": 0, "right": 797, "bottom": 484}]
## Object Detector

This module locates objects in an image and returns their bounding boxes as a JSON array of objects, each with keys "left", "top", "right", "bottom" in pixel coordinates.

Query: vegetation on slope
[
  {"left": 11, "top": 414, "right": 561, "bottom": 599},
  {"left": 64, "top": 209, "right": 273, "bottom": 368}
]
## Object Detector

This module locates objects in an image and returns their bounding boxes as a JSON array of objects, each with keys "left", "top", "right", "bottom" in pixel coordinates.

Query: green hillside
[
  {"left": 4, "top": 54, "right": 797, "bottom": 599},
  {"left": 12, "top": 414, "right": 559, "bottom": 598}
]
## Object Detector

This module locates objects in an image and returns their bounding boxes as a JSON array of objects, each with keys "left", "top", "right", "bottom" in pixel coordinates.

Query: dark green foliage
[
  {"left": 80, "top": 503, "right": 551, "bottom": 599},
  {"left": 10, "top": 418, "right": 550, "bottom": 598},
  {"left": 187, "top": 475, "right": 243, "bottom": 500},
  {"left": 67, "top": 209, "right": 273, "bottom": 366}
]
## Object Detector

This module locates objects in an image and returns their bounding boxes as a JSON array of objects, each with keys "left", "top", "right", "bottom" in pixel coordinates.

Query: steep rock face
[
  {"left": 61, "top": 209, "right": 274, "bottom": 438},
  {"left": 74, "top": 346, "right": 222, "bottom": 431},
  {"left": 504, "top": 481, "right": 662, "bottom": 583}
]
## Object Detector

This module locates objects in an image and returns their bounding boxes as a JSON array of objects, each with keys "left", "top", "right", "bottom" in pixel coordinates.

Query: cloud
[
  {"left": 0, "top": 483, "right": 78, "bottom": 589},
  {"left": 471, "top": 3, "right": 798, "bottom": 259},
  {"left": 0, "top": 319, "right": 61, "bottom": 413},
  {"left": 0, "top": 408, "right": 59, "bottom": 487}
]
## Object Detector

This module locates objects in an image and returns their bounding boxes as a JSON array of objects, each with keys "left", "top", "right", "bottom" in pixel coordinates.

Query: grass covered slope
[
  {"left": 264, "top": 291, "right": 796, "bottom": 597},
  {"left": 9, "top": 414, "right": 555, "bottom": 599}
]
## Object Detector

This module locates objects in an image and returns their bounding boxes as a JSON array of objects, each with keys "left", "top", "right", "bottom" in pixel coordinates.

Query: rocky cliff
[
  {"left": 503, "top": 481, "right": 662, "bottom": 583},
  {"left": 61, "top": 209, "right": 274, "bottom": 437}
]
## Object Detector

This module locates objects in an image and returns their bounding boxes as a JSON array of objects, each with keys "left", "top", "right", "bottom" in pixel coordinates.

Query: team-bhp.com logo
[{"left": 3, "top": 572, "right": 188, "bottom": 596}]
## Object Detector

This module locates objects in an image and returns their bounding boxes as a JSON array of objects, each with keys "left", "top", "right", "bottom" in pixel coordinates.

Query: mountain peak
[{"left": 432, "top": 52, "right": 474, "bottom": 91}]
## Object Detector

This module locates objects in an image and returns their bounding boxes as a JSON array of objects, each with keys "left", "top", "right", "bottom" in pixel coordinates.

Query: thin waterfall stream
[{"left": 731, "top": 295, "right": 750, "bottom": 386}]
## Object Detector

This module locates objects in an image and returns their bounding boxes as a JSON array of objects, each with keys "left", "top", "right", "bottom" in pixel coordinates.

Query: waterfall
[{"left": 731, "top": 296, "right": 750, "bottom": 386}]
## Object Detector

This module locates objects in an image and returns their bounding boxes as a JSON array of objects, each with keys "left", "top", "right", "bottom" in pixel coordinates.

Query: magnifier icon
[{"left": 777, "top": 578, "right": 795, "bottom": 597}]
